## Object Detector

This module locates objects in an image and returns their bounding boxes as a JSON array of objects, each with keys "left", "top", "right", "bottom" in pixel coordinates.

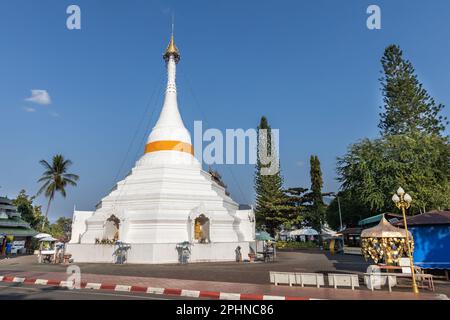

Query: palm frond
[
  {"left": 36, "top": 180, "right": 51, "bottom": 196},
  {"left": 63, "top": 173, "right": 79, "bottom": 181},
  {"left": 39, "top": 159, "right": 52, "bottom": 171},
  {"left": 38, "top": 176, "right": 52, "bottom": 183},
  {"left": 64, "top": 178, "right": 78, "bottom": 187}
]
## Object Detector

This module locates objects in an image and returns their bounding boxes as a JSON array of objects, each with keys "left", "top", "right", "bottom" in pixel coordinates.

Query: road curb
[{"left": 0, "top": 275, "right": 313, "bottom": 300}]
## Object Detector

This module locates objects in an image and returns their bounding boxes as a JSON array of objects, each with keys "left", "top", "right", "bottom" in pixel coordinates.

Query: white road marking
[
  {"left": 85, "top": 282, "right": 102, "bottom": 290},
  {"left": 263, "top": 295, "right": 286, "bottom": 300},
  {"left": 114, "top": 285, "right": 131, "bottom": 292},
  {"left": 219, "top": 292, "right": 241, "bottom": 300},
  {"left": 147, "top": 287, "right": 165, "bottom": 294},
  {"left": 181, "top": 289, "right": 200, "bottom": 298},
  {"left": 34, "top": 279, "right": 49, "bottom": 285},
  {"left": 0, "top": 282, "right": 169, "bottom": 300}
]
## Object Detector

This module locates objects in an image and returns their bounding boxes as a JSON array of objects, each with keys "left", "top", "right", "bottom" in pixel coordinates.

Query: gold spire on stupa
[{"left": 163, "top": 34, "right": 180, "bottom": 63}]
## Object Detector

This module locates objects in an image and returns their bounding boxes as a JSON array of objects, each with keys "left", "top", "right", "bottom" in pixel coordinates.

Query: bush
[{"left": 276, "top": 241, "right": 318, "bottom": 249}]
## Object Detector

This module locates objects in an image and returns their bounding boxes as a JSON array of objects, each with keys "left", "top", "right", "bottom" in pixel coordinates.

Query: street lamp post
[
  {"left": 392, "top": 187, "right": 419, "bottom": 294},
  {"left": 336, "top": 196, "right": 343, "bottom": 231},
  {"left": 329, "top": 193, "right": 343, "bottom": 231}
]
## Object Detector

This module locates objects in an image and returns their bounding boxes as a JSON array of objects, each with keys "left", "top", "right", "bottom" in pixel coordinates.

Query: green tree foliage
[
  {"left": 37, "top": 154, "right": 79, "bottom": 229},
  {"left": 12, "top": 190, "right": 47, "bottom": 230},
  {"left": 337, "top": 133, "right": 450, "bottom": 214},
  {"left": 254, "top": 116, "right": 293, "bottom": 235},
  {"left": 326, "top": 190, "right": 374, "bottom": 230},
  {"left": 13, "top": 190, "right": 72, "bottom": 236},
  {"left": 283, "top": 187, "right": 308, "bottom": 228},
  {"left": 379, "top": 45, "right": 448, "bottom": 136},
  {"left": 50, "top": 217, "right": 72, "bottom": 242},
  {"left": 336, "top": 45, "right": 450, "bottom": 224}
]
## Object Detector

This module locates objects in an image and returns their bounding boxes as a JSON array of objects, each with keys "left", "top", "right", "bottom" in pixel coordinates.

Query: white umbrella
[
  {"left": 39, "top": 237, "right": 58, "bottom": 242},
  {"left": 34, "top": 233, "right": 52, "bottom": 239}
]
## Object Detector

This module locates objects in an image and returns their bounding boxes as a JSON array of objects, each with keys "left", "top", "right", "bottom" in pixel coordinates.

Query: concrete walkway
[{"left": 0, "top": 270, "right": 446, "bottom": 300}]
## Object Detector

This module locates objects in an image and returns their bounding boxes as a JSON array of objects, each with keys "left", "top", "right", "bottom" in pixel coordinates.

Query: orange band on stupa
[{"left": 145, "top": 140, "right": 194, "bottom": 155}]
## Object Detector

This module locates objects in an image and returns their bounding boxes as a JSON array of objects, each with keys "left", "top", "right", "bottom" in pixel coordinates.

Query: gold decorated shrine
[{"left": 360, "top": 215, "right": 414, "bottom": 265}]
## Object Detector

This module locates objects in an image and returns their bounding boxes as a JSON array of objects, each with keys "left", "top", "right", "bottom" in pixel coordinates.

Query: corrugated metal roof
[
  {"left": 340, "top": 227, "right": 362, "bottom": 235},
  {"left": 0, "top": 217, "right": 31, "bottom": 228},
  {"left": 395, "top": 211, "right": 450, "bottom": 226},
  {"left": 0, "top": 227, "right": 38, "bottom": 237},
  {"left": 358, "top": 213, "right": 403, "bottom": 226}
]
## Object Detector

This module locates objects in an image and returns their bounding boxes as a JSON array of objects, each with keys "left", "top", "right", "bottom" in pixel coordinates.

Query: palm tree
[{"left": 37, "top": 154, "right": 79, "bottom": 230}]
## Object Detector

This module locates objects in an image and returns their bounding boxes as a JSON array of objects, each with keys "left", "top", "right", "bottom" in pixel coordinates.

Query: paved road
[
  {"left": 0, "top": 282, "right": 195, "bottom": 300},
  {"left": 2, "top": 252, "right": 449, "bottom": 298},
  {"left": 0, "top": 250, "right": 371, "bottom": 284}
]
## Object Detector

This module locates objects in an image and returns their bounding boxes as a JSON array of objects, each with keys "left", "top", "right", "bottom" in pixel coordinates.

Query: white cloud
[
  {"left": 23, "top": 107, "right": 36, "bottom": 112},
  {"left": 49, "top": 112, "right": 60, "bottom": 117},
  {"left": 25, "top": 89, "right": 52, "bottom": 105}
]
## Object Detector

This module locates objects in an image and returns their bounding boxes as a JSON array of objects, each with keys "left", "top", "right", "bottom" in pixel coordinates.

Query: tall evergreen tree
[
  {"left": 306, "top": 155, "right": 326, "bottom": 234},
  {"left": 379, "top": 44, "right": 447, "bottom": 136},
  {"left": 254, "top": 116, "right": 292, "bottom": 235}
]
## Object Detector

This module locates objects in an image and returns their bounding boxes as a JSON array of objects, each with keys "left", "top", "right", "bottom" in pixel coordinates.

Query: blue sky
[{"left": 1, "top": 0, "right": 450, "bottom": 221}]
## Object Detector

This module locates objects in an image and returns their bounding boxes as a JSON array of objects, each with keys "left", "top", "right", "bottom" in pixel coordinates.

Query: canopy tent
[
  {"left": 278, "top": 230, "right": 290, "bottom": 236},
  {"left": 289, "top": 227, "right": 319, "bottom": 236},
  {"left": 321, "top": 225, "right": 338, "bottom": 239},
  {"left": 277, "top": 229, "right": 291, "bottom": 241}
]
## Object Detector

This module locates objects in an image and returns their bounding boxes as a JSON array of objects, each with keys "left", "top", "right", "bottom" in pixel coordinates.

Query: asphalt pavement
[{"left": 0, "top": 282, "right": 196, "bottom": 300}]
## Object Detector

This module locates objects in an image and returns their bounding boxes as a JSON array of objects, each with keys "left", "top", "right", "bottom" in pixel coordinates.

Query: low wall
[{"left": 66, "top": 242, "right": 252, "bottom": 264}]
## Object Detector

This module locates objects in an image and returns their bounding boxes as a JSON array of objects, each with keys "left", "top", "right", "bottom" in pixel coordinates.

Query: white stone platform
[{"left": 66, "top": 242, "right": 252, "bottom": 264}]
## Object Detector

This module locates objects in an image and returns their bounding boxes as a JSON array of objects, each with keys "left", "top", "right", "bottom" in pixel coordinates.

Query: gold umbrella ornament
[{"left": 360, "top": 215, "right": 413, "bottom": 265}]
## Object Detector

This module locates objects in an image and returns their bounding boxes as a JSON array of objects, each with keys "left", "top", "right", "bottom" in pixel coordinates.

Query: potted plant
[{"left": 248, "top": 248, "right": 256, "bottom": 262}]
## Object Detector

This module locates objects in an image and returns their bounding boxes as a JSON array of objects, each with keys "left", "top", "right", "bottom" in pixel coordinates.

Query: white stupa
[{"left": 67, "top": 33, "right": 255, "bottom": 264}]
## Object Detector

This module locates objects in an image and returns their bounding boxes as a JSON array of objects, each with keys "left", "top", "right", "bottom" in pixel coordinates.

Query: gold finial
[{"left": 163, "top": 34, "right": 180, "bottom": 63}]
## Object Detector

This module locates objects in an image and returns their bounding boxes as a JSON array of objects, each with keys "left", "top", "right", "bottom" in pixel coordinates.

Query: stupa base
[{"left": 66, "top": 241, "right": 254, "bottom": 264}]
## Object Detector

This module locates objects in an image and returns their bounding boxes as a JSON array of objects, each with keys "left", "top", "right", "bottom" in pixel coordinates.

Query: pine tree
[
  {"left": 379, "top": 44, "right": 447, "bottom": 136},
  {"left": 254, "top": 116, "right": 291, "bottom": 236},
  {"left": 306, "top": 155, "right": 326, "bottom": 235}
]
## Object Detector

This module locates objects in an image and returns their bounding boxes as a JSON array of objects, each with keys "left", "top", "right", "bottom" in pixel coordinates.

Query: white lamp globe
[
  {"left": 404, "top": 193, "right": 412, "bottom": 204},
  {"left": 392, "top": 194, "right": 400, "bottom": 203},
  {"left": 397, "top": 187, "right": 405, "bottom": 196}
]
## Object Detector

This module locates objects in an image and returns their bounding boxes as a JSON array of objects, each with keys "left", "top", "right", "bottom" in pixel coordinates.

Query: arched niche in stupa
[
  {"left": 188, "top": 204, "right": 211, "bottom": 244},
  {"left": 193, "top": 214, "right": 210, "bottom": 244},
  {"left": 103, "top": 215, "right": 120, "bottom": 241}
]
